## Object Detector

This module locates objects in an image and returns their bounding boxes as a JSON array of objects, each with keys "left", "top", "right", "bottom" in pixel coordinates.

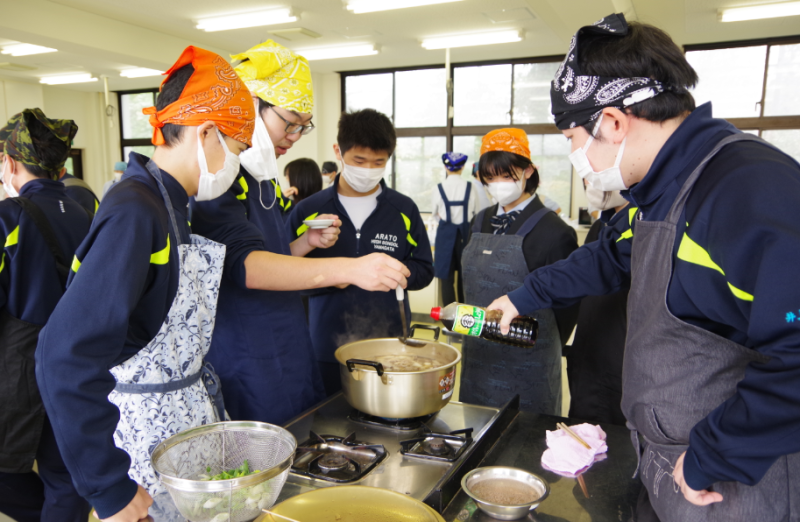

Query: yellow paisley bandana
[{"left": 232, "top": 40, "right": 314, "bottom": 114}]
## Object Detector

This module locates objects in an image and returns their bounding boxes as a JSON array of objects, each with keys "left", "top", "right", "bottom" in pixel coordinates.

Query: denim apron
[
  {"left": 107, "top": 160, "right": 227, "bottom": 498},
  {"left": 434, "top": 182, "right": 471, "bottom": 280},
  {"left": 460, "top": 206, "right": 562, "bottom": 414},
  {"left": 622, "top": 133, "right": 800, "bottom": 521}
]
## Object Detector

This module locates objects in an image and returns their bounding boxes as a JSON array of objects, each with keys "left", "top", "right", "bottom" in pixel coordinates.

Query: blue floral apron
[{"left": 107, "top": 160, "right": 226, "bottom": 497}]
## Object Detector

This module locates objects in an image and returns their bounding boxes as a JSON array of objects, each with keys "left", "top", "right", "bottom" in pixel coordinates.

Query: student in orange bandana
[
  {"left": 459, "top": 128, "right": 579, "bottom": 415},
  {"left": 35, "top": 46, "right": 255, "bottom": 522}
]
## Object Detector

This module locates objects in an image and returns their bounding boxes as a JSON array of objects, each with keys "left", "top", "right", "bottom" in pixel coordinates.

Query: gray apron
[
  {"left": 460, "top": 206, "right": 561, "bottom": 414},
  {"left": 622, "top": 133, "right": 800, "bottom": 521}
]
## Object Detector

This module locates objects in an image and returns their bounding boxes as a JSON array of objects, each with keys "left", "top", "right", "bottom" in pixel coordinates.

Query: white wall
[
  {"left": 42, "top": 87, "right": 120, "bottom": 194},
  {"left": 0, "top": 78, "right": 119, "bottom": 196}
]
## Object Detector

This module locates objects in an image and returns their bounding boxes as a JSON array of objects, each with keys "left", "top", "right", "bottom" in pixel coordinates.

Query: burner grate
[
  {"left": 399, "top": 428, "right": 474, "bottom": 462},
  {"left": 291, "top": 431, "right": 387, "bottom": 483}
]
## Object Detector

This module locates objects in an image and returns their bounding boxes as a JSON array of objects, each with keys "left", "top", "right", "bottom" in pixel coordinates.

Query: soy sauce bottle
[{"left": 430, "top": 303, "right": 538, "bottom": 348}]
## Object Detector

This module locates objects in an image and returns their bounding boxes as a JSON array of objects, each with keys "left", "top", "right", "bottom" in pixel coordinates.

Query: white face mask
[
  {"left": 486, "top": 177, "right": 525, "bottom": 208},
  {"left": 568, "top": 115, "right": 628, "bottom": 192},
  {"left": 585, "top": 186, "right": 628, "bottom": 212},
  {"left": 196, "top": 128, "right": 241, "bottom": 202},
  {"left": 341, "top": 162, "right": 385, "bottom": 193},
  {"left": 2, "top": 160, "right": 18, "bottom": 198},
  {"left": 239, "top": 115, "right": 278, "bottom": 183}
]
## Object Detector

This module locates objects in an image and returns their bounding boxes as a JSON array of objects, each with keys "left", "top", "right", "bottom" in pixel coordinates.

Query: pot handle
[
  {"left": 346, "top": 359, "right": 385, "bottom": 377},
  {"left": 409, "top": 324, "right": 440, "bottom": 341}
]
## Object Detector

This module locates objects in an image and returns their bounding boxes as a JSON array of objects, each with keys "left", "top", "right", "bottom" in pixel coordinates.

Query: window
[
  {"left": 118, "top": 89, "right": 158, "bottom": 163},
  {"left": 453, "top": 64, "right": 512, "bottom": 126},
  {"left": 342, "top": 57, "right": 569, "bottom": 215},
  {"left": 764, "top": 43, "right": 800, "bottom": 117},
  {"left": 685, "top": 37, "right": 800, "bottom": 134},
  {"left": 395, "top": 136, "right": 447, "bottom": 211},
  {"left": 344, "top": 73, "right": 393, "bottom": 118},
  {"left": 395, "top": 69, "right": 447, "bottom": 128},
  {"left": 686, "top": 46, "right": 767, "bottom": 118}
]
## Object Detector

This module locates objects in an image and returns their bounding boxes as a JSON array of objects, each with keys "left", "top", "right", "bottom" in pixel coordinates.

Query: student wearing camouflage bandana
[{"left": 0, "top": 108, "right": 92, "bottom": 522}]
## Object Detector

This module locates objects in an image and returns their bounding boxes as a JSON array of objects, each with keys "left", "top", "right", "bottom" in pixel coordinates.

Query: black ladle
[{"left": 396, "top": 286, "right": 426, "bottom": 347}]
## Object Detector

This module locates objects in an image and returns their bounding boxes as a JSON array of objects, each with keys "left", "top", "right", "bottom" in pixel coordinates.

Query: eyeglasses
[{"left": 270, "top": 106, "right": 315, "bottom": 136}]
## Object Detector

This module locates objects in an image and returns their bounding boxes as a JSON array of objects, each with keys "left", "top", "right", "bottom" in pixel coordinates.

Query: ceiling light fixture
[
  {"left": 421, "top": 30, "right": 522, "bottom": 50},
  {"left": 196, "top": 8, "right": 297, "bottom": 31},
  {"left": 1, "top": 44, "right": 58, "bottom": 57},
  {"left": 346, "top": 0, "right": 462, "bottom": 14},
  {"left": 719, "top": 1, "right": 800, "bottom": 21},
  {"left": 40, "top": 73, "right": 98, "bottom": 85},
  {"left": 296, "top": 44, "right": 378, "bottom": 61},
  {"left": 120, "top": 68, "right": 165, "bottom": 78}
]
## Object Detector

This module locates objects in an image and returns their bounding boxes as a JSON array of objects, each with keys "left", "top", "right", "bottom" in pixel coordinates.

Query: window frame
[
  {"left": 684, "top": 35, "right": 800, "bottom": 133},
  {"left": 340, "top": 55, "right": 566, "bottom": 206},
  {"left": 116, "top": 88, "right": 159, "bottom": 161}
]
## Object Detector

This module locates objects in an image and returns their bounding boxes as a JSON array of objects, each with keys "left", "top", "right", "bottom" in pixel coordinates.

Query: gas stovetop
[{"left": 276, "top": 392, "right": 518, "bottom": 513}]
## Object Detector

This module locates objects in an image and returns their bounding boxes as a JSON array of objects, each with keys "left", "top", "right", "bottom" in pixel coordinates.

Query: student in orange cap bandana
[
  {"left": 459, "top": 128, "right": 579, "bottom": 415},
  {"left": 35, "top": 46, "right": 255, "bottom": 522}
]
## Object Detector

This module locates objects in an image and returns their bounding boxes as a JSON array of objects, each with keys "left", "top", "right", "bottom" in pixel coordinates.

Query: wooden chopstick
[
  {"left": 576, "top": 474, "right": 590, "bottom": 498},
  {"left": 557, "top": 422, "right": 592, "bottom": 450}
]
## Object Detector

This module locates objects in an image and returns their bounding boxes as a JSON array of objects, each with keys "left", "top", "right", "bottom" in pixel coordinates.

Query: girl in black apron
[{"left": 460, "top": 129, "right": 579, "bottom": 414}]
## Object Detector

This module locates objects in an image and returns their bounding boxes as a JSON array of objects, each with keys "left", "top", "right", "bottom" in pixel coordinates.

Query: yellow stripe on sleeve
[
  {"left": 401, "top": 212, "right": 418, "bottom": 247},
  {"left": 296, "top": 212, "right": 319, "bottom": 237},
  {"left": 236, "top": 176, "right": 249, "bottom": 200},
  {"left": 5, "top": 226, "right": 19, "bottom": 248},
  {"left": 677, "top": 230, "right": 754, "bottom": 302},
  {"left": 150, "top": 236, "right": 170, "bottom": 265}
]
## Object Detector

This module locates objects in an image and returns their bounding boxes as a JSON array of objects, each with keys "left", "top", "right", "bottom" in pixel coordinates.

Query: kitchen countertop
[
  {"left": 440, "top": 412, "right": 642, "bottom": 522},
  {"left": 148, "top": 410, "right": 641, "bottom": 522}
]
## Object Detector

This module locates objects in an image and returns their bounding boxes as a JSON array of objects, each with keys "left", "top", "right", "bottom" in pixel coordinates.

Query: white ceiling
[{"left": 0, "top": 0, "right": 798, "bottom": 92}]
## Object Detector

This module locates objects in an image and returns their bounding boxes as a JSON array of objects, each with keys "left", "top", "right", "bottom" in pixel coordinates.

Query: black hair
[
  {"left": 478, "top": 151, "right": 539, "bottom": 194},
  {"left": 14, "top": 117, "right": 70, "bottom": 179},
  {"left": 257, "top": 97, "right": 274, "bottom": 117},
  {"left": 155, "top": 64, "right": 194, "bottom": 146},
  {"left": 579, "top": 21, "right": 698, "bottom": 133},
  {"left": 284, "top": 158, "right": 323, "bottom": 203},
  {"left": 337, "top": 109, "right": 396, "bottom": 157},
  {"left": 321, "top": 161, "right": 338, "bottom": 174}
]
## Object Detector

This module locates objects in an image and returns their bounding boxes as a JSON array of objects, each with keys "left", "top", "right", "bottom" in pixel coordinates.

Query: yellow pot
[{"left": 256, "top": 486, "right": 445, "bottom": 522}]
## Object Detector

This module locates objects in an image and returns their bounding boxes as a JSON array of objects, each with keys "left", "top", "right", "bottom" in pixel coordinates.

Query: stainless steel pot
[{"left": 335, "top": 325, "right": 460, "bottom": 418}]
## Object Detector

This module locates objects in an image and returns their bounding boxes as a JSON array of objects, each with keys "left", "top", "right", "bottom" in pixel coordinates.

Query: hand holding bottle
[{"left": 487, "top": 295, "right": 520, "bottom": 335}]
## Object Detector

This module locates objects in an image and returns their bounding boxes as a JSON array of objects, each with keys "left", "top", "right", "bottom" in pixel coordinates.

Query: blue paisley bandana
[{"left": 442, "top": 151, "right": 468, "bottom": 171}]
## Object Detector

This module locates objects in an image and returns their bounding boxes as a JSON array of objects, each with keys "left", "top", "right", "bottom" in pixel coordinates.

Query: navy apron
[
  {"left": 622, "top": 133, "right": 800, "bottom": 521},
  {"left": 460, "top": 206, "right": 562, "bottom": 414},
  {"left": 205, "top": 173, "right": 325, "bottom": 425},
  {"left": 434, "top": 182, "right": 471, "bottom": 280}
]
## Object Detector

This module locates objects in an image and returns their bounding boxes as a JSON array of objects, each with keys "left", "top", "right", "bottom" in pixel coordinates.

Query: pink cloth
[{"left": 540, "top": 423, "right": 608, "bottom": 475}]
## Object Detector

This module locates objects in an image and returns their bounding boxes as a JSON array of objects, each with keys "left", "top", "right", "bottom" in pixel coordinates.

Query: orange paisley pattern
[
  {"left": 143, "top": 46, "right": 255, "bottom": 147},
  {"left": 480, "top": 128, "right": 531, "bottom": 159}
]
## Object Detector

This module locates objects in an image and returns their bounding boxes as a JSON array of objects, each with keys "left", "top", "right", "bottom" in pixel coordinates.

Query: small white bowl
[
  {"left": 461, "top": 466, "right": 550, "bottom": 520},
  {"left": 303, "top": 219, "right": 335, "bottom": 229}
]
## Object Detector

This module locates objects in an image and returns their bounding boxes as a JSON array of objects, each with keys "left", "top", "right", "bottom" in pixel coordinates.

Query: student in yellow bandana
[{"left": 190, "top": 41, "right": 409, "bottom": 423}]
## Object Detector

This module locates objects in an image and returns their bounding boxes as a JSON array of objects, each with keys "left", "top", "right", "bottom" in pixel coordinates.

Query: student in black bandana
[{"left": 488, "top": 13, "right": 800, "bottom": 521}]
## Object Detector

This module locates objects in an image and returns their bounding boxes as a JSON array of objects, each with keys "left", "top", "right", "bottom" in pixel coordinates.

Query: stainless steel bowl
[{"left": 461, "top": 466, "right": 549, "bottom": 520}]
